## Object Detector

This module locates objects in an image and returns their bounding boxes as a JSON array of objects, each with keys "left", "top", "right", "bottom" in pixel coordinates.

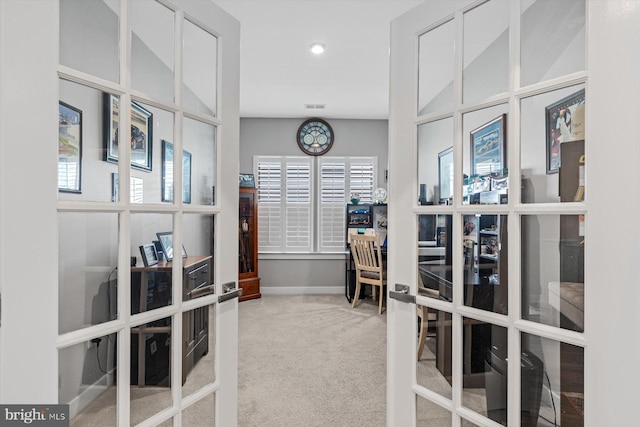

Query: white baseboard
[
  {"left": 261, "top": 286, "right": 343, "bottom": 295},
  {"left": 68, "top": 369, "right": 115, "bottom": 419}
]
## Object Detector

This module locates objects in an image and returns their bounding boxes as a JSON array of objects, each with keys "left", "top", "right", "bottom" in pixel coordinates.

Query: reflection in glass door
[
  {"left": 56, "top": 1, "right": 240, "bottom": 426},
  {"left": 390, "top": 1, "right": 588, "bottom": 425}
]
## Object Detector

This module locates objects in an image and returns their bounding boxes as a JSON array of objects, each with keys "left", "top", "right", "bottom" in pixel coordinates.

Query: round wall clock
[{"left": 296, "top": 118, "right": 335, "bottom": 156}]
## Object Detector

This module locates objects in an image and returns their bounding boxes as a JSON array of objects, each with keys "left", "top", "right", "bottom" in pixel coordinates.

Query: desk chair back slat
[{"left": 350, "top": 234, "right": 385, "bottom": 314}]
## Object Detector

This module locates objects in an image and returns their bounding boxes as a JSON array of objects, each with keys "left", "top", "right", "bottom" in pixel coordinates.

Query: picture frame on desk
[
  {"left": 156, "top": 231, "right": 187, "bottom": 262},
  {"left": 139, "top": 243, "right": 159, "bottom": 267}
]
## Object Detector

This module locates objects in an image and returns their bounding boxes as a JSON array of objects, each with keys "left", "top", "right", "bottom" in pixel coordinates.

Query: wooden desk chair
[{"left": 350, "top": 234, "right": 386, "bottom": 314}]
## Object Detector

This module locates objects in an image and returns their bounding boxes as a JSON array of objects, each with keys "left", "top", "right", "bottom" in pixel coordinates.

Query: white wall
[{"left": 239, "top": 117, "right": 388, "bottom": 291}]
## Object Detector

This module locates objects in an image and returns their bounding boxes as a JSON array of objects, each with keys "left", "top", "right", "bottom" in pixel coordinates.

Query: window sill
[{"left": 259, "top": 253, "right": 347, "bottom": 261}]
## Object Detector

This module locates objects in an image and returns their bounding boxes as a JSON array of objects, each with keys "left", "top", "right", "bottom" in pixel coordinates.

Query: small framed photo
[
  {"left": 470, "top": 114, "right": 506, "bottom": 176},
  {"left": 139, "top": 243, "right": 159, "bottom": 267},
  {"left": 155, "top": 231, "right": 188, "bottom": 262},
  {"left": 161, "top": 140, "right": 192, "bottom": 203},
  {"left": 58, "top": 101, "right": 82, "bottom": 193},
  {"left": 438, "top": 147, "right": 453, "bottom": 203},
  {"left": 239, "top": 173, "right": 255, "bottom": 188},
  {"left": 103, "top": 93, "right": 153, "bottom": 172},
  {"left": 545, "top": 89, "right": 585, "bottom": 174}
]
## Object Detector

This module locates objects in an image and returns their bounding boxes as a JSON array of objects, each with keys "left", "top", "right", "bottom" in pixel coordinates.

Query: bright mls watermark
[{"left": 0, "top": 405, "right": 68, "bottom": 426}]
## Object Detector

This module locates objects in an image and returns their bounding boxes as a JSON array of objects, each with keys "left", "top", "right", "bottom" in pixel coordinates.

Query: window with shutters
[
  {"left": 319, "top": 157, "right": 377, "bottom": 252},
  {"left": 255, "top": 155, "right": 377, "bottom": 253},
  {"left": 255, "top": 156, "right": 313, "bottom": 253}
]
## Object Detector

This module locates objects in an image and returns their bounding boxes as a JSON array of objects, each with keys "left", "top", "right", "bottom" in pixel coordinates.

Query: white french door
[
  {"left": 387, "top": 1, "right": 640, "bottom": 426},
  {"left": 0, "top": 0, "right": 240, "bottom": 425}
]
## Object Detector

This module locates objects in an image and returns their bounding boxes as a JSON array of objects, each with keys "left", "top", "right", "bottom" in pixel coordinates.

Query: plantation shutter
[
  {"left": 256, "top": 159, "right": 283, "bottom": 252},
  {"left": 319, "top": 158, "right": 347, "bottom": 252},
  {"left": 318, "top": 157, "right": 377, "bottom": 253},
  {"left": 285, "top": 159, "right": 312, "bottom": 252},
  {"left": 349, "top": 159, "right": 376, "bottom": 204},
  {"left": 255, "top": 155, "right": 375, "bottom": 253}
]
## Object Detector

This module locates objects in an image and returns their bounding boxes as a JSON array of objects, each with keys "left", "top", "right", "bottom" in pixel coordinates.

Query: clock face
[{"left": 296, "top": 118, "right": 334, "bottom": 156}]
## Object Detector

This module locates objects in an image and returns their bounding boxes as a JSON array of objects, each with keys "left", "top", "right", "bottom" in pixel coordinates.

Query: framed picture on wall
[
  {"left": 161, "top": 140, "right": 192, "bottom": 203},
  {"left": 58, "top": 101, "right": 82, "bottom": 193},
  {"left": 470, "top": 114, "right": 506, "bottom": 176},
  {"left": 545, "top": 89, "right": 585, "bottom": 174},
  {"left": 103, "top": 93, "right": 153, "bottom": 172},
  {"left": 438, "top": 147, "right": 453, "bottom": 203}
]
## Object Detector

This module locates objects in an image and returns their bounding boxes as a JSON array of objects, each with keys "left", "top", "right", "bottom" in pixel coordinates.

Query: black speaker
[{"left": 419, "top": 184, "right": 427, "bottom": 205}]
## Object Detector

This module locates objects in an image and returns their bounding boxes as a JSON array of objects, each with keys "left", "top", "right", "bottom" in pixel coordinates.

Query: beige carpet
[
  {"left": 68, "top": 294, "right": 387, "bottom": 426},
  {"left": 238, "top": 294, "right": 387, "bottom": 427}
]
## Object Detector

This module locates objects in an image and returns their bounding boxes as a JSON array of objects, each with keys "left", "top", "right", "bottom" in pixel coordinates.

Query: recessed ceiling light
[{"left": 310, "top": 43, "right": 326, "bottom": 55}]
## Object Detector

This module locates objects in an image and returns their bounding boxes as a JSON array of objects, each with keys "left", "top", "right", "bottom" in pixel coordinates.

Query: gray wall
[{"left": 239, "top": 117, "right": 388, "bottom": 291}]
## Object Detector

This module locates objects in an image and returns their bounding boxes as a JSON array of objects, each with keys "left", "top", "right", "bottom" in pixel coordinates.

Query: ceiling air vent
[{"left": 304, "top": 104, "right": 326, "bottom": 110}]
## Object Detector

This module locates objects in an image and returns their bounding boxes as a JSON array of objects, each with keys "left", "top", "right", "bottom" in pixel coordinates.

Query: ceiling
[{"left": 213, "top": 0, "right": 423, "bottom": 119}]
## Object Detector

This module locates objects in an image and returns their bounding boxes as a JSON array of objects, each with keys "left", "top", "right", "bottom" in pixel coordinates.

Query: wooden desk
[{"left": 131, "top": 255, "right": 213, "bottom": 386}]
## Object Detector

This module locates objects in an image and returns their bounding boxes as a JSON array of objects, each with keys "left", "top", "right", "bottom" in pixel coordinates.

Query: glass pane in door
[
  {"left": 462, "top": 214, "right": 508, "bottom": 315},
  {"left": 417, "top": 118, "right": 454, "bottom": 205},
  {"left": 58, "top": 212, "right": 119, "bottom": 334},
  {"left": 183, "top": 214, "right": 216, "bottom": 301},
  {"left": 521, "top": 333, "right": 584, "bottom": 426},
  {"left": 182, "top": 393, "right": 215, "bottom": 426},
  {"left": 59, "top": 0, "right": 120, "bottom": 82},
  {"left": 131, "top": 0, "right": 175, "bottom": 102},
  {"left": 416, "top": 396, "right": 451, "bottom": 426},
  {"left": 125, "top": 103, "right": 174, "bottom": 204},
  {"left": 462, "top": 105, "right": 509, "bottom": 205},
  {"left": 418, "top": 19, "right": 455, "bottom": 115},
  {"left": 59, "top": 334, "right": 117, "bottom": 425},
  {"left": 521, "top": 214, "right": 584, "bottom": 332},
  {"left": 183, "top": 118, "right": 217, "bottom": 205},
  {"left": 520, "top": 84, "right": 586, "bottom": 204},
  {"left": 182, "top": 303, "right": 216, "bottom": 397},
  {"left": 130, "top": 317, "right": 173, "bottom": 426},
  {"left": 418, "top": 214, "right": 453, "bottom": 302},
  {"left": 461, "top": 320, "right": 508, "bottom": 426},
  {"left": 462, "top": 0, "right": 509, "bottom": 104},
  {"left": 520, "top": 0, "right": 586, "bottom": 87},
  {"left": 59, "top": 81, "right": 118, "bottom": 202},
  {"left": 183, "top": 19, "right": 218, "bottom": 116},
  {"left": 131, "top": 214, "right": 174, "bottom": 314},
  {"left": 182, "top": 393, "right": 216, "bottom": 427},
  {"left": 416, "top": 306, "right": 452, "bottom": 399}
]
